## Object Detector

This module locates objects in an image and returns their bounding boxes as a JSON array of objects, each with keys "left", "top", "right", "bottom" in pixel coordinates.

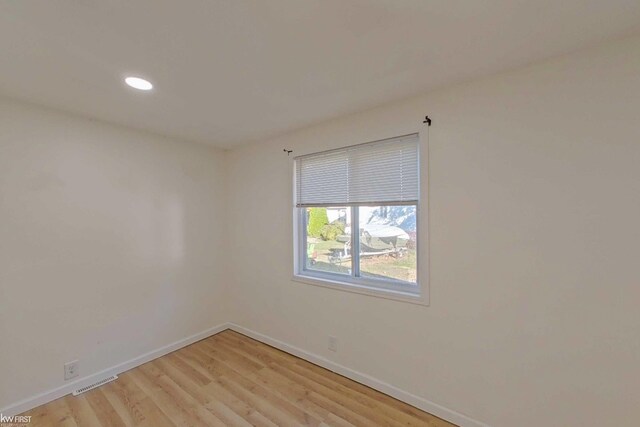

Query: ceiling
[{"left": 1, "top": 1, "right": 639, "bottom": 148}]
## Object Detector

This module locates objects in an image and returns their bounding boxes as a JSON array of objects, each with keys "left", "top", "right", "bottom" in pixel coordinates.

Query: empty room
[{"left": 1, "top": 1, "right": 639, "bottom": 426}]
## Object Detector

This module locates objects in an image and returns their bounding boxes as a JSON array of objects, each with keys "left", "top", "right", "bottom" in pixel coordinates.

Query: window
[{"left": 294, "top": 133, "right": 423, "bottom": 300}]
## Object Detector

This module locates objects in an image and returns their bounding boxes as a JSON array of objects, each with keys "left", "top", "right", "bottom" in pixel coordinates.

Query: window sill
[{"left": 291, "top": 274, "right": 429, "bottom": 306}]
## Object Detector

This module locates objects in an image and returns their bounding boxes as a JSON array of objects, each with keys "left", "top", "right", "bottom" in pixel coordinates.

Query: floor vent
[{"left": 72, "top": 375, "right": 118, "bottom": 396}]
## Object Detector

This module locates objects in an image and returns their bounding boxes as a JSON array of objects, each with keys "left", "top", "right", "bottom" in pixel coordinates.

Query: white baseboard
[
  {"left": 3, "top": 322, "right": 489, "bottom": 427},
  {"left": 228, "top": 323, "right": 490, "bottom": 427},
  {"left": 0, "top": 322, "right": 231, "bottom": 417}
]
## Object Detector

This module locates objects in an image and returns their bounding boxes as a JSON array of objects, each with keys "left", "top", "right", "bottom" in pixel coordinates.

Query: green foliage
[
  {"left": 320, "top": 221, "right": 345, "bottom": 241},
  {"left": 307, "top": 208, "right": 329, "bottom": 237}
]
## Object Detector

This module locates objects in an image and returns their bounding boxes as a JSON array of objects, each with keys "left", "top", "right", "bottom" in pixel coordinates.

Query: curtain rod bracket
[
  {"left": 423, "top": 116, "right": 432, "bottom": 126},
  {"left": 283, "top": 149, "right": 293, "bottom": 156}
]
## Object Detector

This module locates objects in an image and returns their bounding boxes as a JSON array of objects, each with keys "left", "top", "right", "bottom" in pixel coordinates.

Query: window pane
[
  {"left": 358, "top": 205, "right": 417, "bottom": 284},
  {"left": 304, "top": 207, "right": 351, "bottom": 275}
]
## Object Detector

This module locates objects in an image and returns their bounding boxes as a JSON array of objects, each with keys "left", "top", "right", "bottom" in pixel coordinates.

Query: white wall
[
  {"left": 0, "top": 99, "right": 228, "bottom": 409},
  {"left": 225, "top": 36, "right": 640, "bottom": 427}
]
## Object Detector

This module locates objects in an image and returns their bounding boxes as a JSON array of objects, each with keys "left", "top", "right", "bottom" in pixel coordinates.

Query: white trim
[
  {"left": 0, "top": 322, "right": 231, "bottom": 417},
  {"left": 291, "top": 274, "right": 428, "bottom": 305},
  {"left": 228, "top": 323, "right": 491, "bottom": 427}
]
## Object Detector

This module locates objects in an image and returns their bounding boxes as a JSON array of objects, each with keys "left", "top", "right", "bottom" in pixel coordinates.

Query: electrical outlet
[
  {"left": 328, "top": 336, "right": 338, "bottom": 352},
  {"left": 64, "top": 360, "right": 79, "bottom": 380}
]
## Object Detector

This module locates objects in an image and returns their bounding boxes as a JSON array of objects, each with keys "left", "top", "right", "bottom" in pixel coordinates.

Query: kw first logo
[{"left": 0, "top": 413, "right": 31, "bottom": 424}]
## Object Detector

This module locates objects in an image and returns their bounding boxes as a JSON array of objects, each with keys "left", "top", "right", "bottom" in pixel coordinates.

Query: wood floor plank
[
  {"left": 199, "top": 346, "right": 324, "bottom": 426},
  {"left": 214, "top": 334, "right": 356, "bottom": 425},
  {"left": 215, "top": 334, "right": 392, "bottom": 426},
  {"left": 190, "top": 343, "right": 320, "bottom": 426},
  {"left": 290, "top": 351, "right": 444, "bottom": 424},
  {"left": 152, "top": 357, "right": 251, "bottom": 426},
  {"left": 139, "top": 363, "right": 227, "bottom": 427},
  {"left": 63, "top": 394, "right": 104, "bottom": 427},
  {"left": 165, "top": 352, "right": 211, "bottom": 386},
  {"left": 40, "top": 398, "right": 78, "bottom": 427},
  {"left": 128, "top": 367, "right": 204, "bottom": 427},
  {"left": 223, "top": 330, "right": 450, "bottom": 426},
  {"left": 253, "top": 365, "right": 377, "bottom": 426},
  {"left": 246, "top": 366, "right": 357, "bottom": 427},
  {"left": 285, "top": 359, "right": 431, "bottom": 427},
  {"left": 199, "top": 339, "right": 265, "bottom": 373},
  {"left": 84, "top": 388, "right": 127, "bottom": 427},
  {"left": 203, "top": 379, "right": 279, "bottom": 427},
  {"left": 216, "top": 374, "right": 308, "bottom": 426},
  {"left": 20, "top": 330, "right": 457, "bottom": 427},
  {"left": 99, "top": 379, "right": 144, "bottom": 427},
  {"left": 24, "top": 403, "right": 52, "bottom": 426},
  {"left": 266, "top": 362, "right": 403, "bottom": 427},
  {"left": 102, "top": 373, "right": 175, "bottom": 427}
]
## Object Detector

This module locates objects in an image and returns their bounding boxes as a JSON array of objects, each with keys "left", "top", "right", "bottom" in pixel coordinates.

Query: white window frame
[{"left": 292, "top": 130, "right": 429, "bottom": 305}]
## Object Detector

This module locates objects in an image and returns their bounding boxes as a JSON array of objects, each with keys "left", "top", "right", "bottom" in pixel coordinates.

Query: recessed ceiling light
[{"left": 124, "top": 76, "right": 153, "bottom": 91}]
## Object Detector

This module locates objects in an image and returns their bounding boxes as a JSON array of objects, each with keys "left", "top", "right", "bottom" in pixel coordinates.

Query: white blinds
[{"left": 295, "top": 133, "right": 419, "bottom": 207}]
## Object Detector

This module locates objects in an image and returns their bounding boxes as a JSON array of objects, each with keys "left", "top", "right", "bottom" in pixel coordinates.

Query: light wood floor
[{"left": 22, "top": 330, "right": 455, "bottom": 426}]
